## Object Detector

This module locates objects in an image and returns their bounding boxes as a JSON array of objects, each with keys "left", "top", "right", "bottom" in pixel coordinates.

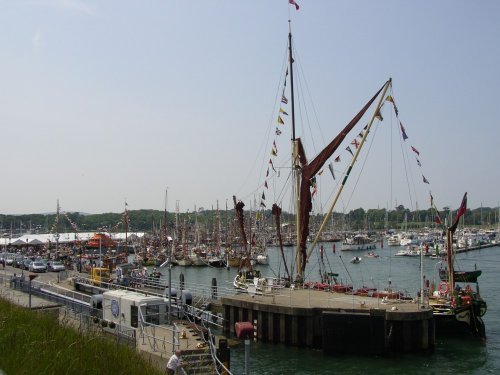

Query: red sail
[{"left": 298, "top": 82, "right": 387, "bottom": 273}]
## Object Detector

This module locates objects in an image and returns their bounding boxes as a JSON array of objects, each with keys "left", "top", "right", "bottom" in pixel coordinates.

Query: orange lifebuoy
[{"left": 438, "top": 282, "right": 449, "bottom": 295}]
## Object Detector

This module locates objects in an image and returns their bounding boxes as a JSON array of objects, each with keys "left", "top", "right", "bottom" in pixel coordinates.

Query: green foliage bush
[{"left": 0, "top": 299, "right": 163, "bottom": 375}]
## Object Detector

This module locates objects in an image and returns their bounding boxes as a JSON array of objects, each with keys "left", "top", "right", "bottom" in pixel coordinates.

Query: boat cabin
[{"left": 102, "top": 290, "right": 168, "bottom": 328}]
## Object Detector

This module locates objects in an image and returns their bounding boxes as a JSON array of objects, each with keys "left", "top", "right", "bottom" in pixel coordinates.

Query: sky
[{"left": 1, "top": 0, "right": 499, "bottom": 216}]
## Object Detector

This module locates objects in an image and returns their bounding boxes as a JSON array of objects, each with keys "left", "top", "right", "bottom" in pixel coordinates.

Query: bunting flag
[
  {"left": 277, "top": 116, "right": 284, "bottom": 125},
  {"left": 411, "top": 146, "right": 420, "bottom": 156},
  {"left": 416, "top": 158, "right": 421, "bottom": 167},
  {"left": 275, "top": 127, "right": 282, "bottom": 135},
  {"left": 281, "top": 95, "right": 288, "bottom": 104},
  {"left": 266, "top": 168, "right": 269, "bottom": 177},
  {"left": 346, "top": 146, "right": 354, "bottom": 156},
  {"left": 271, "top": 148, "right": 277, "bottom": 156},
  {"left": 422, "top": 175, "right": 430, "bottom": 184},
  {"left": 400, "top": 121, "right": 408, "bottom": 140},
  {"left": 269, "top": 158, "right": 276, "bottom": 172},
  {"left": 262, "top": 191, "right": 266, "bottom": 200},
  {"left": 264, "top": 181, "right": 268, "bottom": 189},
  {"left": 375, "top": 109, "right": 383, "bottom": 121},
  {"left": 279, "top": 108, "right": 288, "bottom": 116},
  {"left": 318, "top": 169, "right": 323, "bottom": 175},
  {"left": 260, "top": 200, "right": 266, "bottom": 208},
  {"left": 328, "top": 162, "right": 335, "bottom": 180},
  {"left": 358, "top": 131, "right": 364, "bottom": 138},
  {"left": 450, "top": 192, "right": 467, "bottom": 233},
  {"left": 334, "top": 155, "right": 341, "bottom": 162},
  {"left": 351, "top": 139, "right": 360, "bottom": 149},
  {"left": 386, "top": 95, "right": 399, "bottom": 116},
  {"left": 289, "top": 0, "right": 300, "bottom": 10}
]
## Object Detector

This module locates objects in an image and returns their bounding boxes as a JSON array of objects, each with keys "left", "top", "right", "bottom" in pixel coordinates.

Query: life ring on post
[{"left": 438, "top": 282, "right": 449, "bottom": 296}]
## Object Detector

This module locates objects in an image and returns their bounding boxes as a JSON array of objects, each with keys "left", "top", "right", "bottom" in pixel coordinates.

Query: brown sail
[{"left": 297, "top": 81, "right": 388, "bottom": 273}]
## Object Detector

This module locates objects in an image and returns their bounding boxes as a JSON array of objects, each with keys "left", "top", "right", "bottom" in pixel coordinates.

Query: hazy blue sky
[{"left": 1, "top": 0, "right": 499, "bottom": 215}]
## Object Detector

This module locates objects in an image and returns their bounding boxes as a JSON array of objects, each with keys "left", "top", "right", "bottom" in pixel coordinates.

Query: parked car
[
  {"left": 29, "top": 261, "right": 47, "bottom": 273},
  {"left": 5, "top": 254, "right": 15, "bottom": 266},
  {"left": 22, "top": 259, "right": 33, "bottom": 270},
  {"left": 13, "top": 256, "right": 24, "bottom": 268},
  {"left": 47, "top": 261, "right": 66, "bottom": 272}
]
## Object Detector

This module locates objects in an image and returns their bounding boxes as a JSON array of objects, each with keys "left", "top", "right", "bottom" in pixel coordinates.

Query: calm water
[{"left": 154, "top": 244, "right": 500, "bottom": 374}]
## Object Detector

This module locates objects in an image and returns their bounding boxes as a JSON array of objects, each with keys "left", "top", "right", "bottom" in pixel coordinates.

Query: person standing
[{"left": 166, "top": 350, "right": 182, "bottom": 374}]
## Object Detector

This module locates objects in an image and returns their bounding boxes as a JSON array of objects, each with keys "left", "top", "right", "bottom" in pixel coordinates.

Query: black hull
[
  {"left": 209, "top": 259, "right": 227, "bottom": 268},
  {"left": 433, "top": 303, "right": 486, "bottom": 339}
]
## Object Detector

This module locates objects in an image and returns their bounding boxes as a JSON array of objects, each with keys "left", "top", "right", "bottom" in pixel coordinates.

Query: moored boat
[{"left": 428, "top": 193, "right": 487, "bottom": 338}]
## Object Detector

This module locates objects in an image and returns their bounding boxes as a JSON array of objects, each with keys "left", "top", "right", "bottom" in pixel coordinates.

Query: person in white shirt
[{"left": 166, "top": 350, "right": 182, "bottom": 374}]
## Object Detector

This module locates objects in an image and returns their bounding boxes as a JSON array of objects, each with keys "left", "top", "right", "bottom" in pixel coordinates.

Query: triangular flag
[
  {"left": 328, "top": 162, "right": 335, "bottom": 180},
  {"left": 277, "top": 116, "right": 284, "bottom": 125},
  {"left": 416, "top": 158, "right": 421, "bottom": 167},
  {"left": 422, "top": 175, "right": 430, "bottom": 184},
  {"left": 271, "top": 148, "right": 277, "bottom": 156},
  {"left": 351, "top": 139, "right": 359, "bottom": 149},
  {"left": 346, "top": 146, "right": 354, "bottom": 156},
  {"left": 386, "top": 95, "right": 399, "bottom": 116},
  {"left": 375, "top": 109, "right": 383, "bottom": 121},
  {"left": 411, "top": 146, "right": 420, "bottom": 156},
  {"left": 318, "top": 169, "right": 323, "bottom": 175},
  {"left": 334, "top": 155, "right": 341, "bottom": 162},
  {"left": 269, "top": 159, "right": 276, "bottom": 172},
  {"left": 281, "top": 95, "right": 288, "bottom": 104},
  {"left": 266, "top": 168, "right": 269, "bottom": 177},
  {"left": 275, "top": 127, "right": 282, "bottom": 135},
  {"left": 264, "top": 181, "right": 268, "bottom": 189},
  {"left": 279, "top": 108, "right": 288, "bottom": 116},
  {"left": 400, "top": 121, "right": 408, "bottom": 140}
]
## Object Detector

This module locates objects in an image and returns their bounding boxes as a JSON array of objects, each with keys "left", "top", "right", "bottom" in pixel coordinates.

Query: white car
[
  {"left": 29, "top": 261, "right": 47, "bottom": 273},
  {"left": 47, "top": 261, "right": 66, "bottom": 272}
]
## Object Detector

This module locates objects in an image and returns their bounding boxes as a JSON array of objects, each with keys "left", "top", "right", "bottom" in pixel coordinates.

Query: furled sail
[{"left": 297, "top": 81, "right": 388, "bottom": 273}]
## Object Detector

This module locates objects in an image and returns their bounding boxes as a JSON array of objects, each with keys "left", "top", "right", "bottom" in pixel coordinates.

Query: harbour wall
[{"left": 221, "top": 294, "right": 435, "bottom": 355}]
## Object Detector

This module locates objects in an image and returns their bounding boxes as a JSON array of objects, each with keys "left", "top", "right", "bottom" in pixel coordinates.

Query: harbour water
[{"left": 155, "top": 243, "right": 499, "bottom": 374}]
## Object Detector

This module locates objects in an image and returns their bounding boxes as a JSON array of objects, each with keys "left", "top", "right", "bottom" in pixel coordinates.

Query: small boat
[
  {"left": 365, "top": 251, "right": 379, "bottom": 258},
  {"left": 208, "top": 256, "right": 226, "bottom": 268},
  {"left": 342, "top": 234, "right": 378, "bottom": 251},
  {"left": 256, "top": 253, "right": 269, "bottom": 265},
  {"left": 350, "top": 256, "right": 362, "bottom": 264}
]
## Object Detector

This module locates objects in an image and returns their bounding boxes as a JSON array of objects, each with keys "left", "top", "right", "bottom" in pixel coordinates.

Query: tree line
[{"left": 0, "top": 205, "right": 498, "bottom": 236}]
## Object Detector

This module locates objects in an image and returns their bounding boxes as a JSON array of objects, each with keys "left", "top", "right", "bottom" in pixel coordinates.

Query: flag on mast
[{"left": 289, "top": 0, "right": 300, "bottom": 10}]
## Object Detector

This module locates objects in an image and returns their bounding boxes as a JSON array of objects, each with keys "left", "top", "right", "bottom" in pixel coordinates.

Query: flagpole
[{"left": 306, "top": 78, "right": 392, "bottom": 261}]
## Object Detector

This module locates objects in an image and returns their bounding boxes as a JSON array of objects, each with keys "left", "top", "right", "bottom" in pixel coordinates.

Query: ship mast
[{"left": 288, "top": 21, "right": 302, "bottom": 283}]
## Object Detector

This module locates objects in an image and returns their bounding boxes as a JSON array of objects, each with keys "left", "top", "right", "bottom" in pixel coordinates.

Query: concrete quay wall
[{"left": 221, "top": 290, "right": 435, "bottom": 355}]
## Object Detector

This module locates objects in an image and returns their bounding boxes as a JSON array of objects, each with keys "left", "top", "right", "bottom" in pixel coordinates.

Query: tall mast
[
  {"left": 289, "top": 20, "right": 302, "bottom": 282},
  {"left": 163, "top": 188, "right": 168, "bottom": 245}
]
